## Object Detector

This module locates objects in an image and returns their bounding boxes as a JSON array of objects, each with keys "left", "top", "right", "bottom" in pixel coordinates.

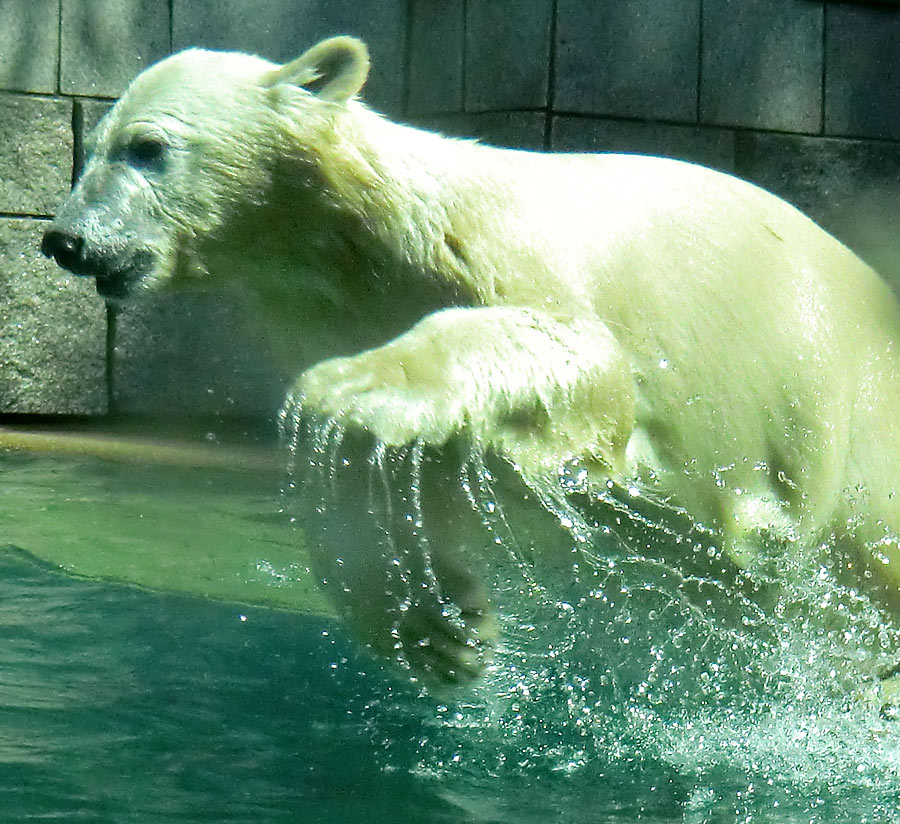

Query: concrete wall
[{"left": 3, "top": 0, "right": 900, "bottom": 421}]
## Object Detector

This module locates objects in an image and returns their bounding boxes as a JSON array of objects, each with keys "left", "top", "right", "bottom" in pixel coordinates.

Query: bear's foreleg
[
  {"left": 284, "top": 425, "right": 501, "bottom": 686},
  {"left": 284, "top": 306, "right": 636, "bottom": 687},
  {"left": 289, "top": 306, "right": 635, "bottom": 476}
]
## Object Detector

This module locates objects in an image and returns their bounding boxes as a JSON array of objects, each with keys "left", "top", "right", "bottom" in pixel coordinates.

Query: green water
[{"left": 1, "top": 449, "right": 899, "bottom": 823}]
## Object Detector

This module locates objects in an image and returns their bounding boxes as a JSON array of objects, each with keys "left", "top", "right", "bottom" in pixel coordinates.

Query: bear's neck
[
  {"left": 201, "top": 105, "right": 494, "bottom": 372},
  {"left": 306, "top": 104, "right": 505, "bottom": 300}
]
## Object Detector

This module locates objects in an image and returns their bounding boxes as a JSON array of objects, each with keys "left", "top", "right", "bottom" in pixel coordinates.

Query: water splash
[{"left": 280, "top": 406, "right": 900, "bottom": 818}]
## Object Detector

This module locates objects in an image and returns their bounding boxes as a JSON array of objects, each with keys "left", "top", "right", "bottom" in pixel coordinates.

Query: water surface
[{"left": 1, "top": 450, "right": 898, "bottom": 822}]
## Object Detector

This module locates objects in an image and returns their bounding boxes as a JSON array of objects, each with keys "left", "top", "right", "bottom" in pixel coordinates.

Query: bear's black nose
[{"left": 41, "top": 228, "right": 86, "bottom": 273}]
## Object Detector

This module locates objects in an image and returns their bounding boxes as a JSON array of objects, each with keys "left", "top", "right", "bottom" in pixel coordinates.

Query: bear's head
[{"left": 41, "top": 36, "right": 371, "bottom": 302}]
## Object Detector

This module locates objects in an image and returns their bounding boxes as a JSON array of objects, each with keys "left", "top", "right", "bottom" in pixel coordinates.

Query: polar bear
[{"left": 41, "top": 36, "right": 900, "bottom": 688}]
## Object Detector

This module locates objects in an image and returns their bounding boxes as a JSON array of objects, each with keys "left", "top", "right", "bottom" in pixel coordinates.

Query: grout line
[
  {"left": 820, "top": 0, "right": 827, "bottom": 136},
  {"left": 105, "top": 306, "right": 118, "bottom": 414},
  {"left": 461, "top": 0, "right": 468, "bottom": 111},
  {"left": 401, "top": 0, "right": 414, "bottom": 117},
  {"left": 696, "top": 0, "right": 704, "bottom": 124},
  {"left": 55, "top": 0, "right": 63, "bottom": 94},
  {"left": 71, "top": 99, "right": 84, "bottom": 186},
  {"left": 545, "top": 0, "right": 559, "bottom": 150},
  {"left": 546, "top": 108, "right": 900, "bottom": 144},
  {"left": 414, "top": 105, "right": 549, "bottom": 117},
  {"left": 0, "top": 212, "right": 54, "bottom": 221}
]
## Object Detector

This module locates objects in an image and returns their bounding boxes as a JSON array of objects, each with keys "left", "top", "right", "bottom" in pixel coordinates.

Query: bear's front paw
[
  {"left": 290, "top": 349, "right": 469, "bottom": 447},
  {"left": 395, "top": 597, "right": 497, "bottom": 687}
]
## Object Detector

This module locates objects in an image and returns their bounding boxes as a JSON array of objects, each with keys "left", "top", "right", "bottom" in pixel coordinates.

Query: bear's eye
[{"left": 126, "top": 136, "right": 168, "bottom": 168}]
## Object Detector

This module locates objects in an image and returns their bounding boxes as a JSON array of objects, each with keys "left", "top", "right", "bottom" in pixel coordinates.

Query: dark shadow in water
[{"left": 0, "top": 548, "right": 465, "bottom": 824}]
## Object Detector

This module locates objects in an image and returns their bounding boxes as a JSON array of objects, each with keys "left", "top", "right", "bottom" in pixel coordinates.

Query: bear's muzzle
[
  {"left": 41, "top": 227, "right": 151, "bottom": 301},
  {"left": 41, "top": 228, "right": 89, "bottom": 275}
]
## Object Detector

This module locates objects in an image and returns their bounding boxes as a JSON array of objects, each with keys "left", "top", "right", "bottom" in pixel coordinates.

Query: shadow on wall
[
  {"left": 734, "top": 132, "right": 900, "bottom": 291},
  {"left": 0, "top": 0, "right": 58, "bottom": 93},
  {"left": 60, "top": 1, "right": 171, "bottom": 98},
  {"left": 699, "top": 0, "right": 823, "bottom": 133},
  {"left": 171, "top": 0, "right": 407, "bottom": 115},
  {"left": 827, "top": 188, "right": 900, "bottom": 287},
  {"left": 826, "top": 4, "right": 900, "bottom": 142},
  {"left": 0, "top": 1, "right": 171, "bottom": 98}
]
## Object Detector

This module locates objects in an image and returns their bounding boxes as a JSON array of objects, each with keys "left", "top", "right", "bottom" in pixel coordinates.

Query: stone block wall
[{"left": 2, "top": 0, "right": 900, "bottom": 422}]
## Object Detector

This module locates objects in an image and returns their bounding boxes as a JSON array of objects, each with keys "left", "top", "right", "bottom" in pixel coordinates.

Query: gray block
[
  {"left": 552, "top": 117, "right": 735, "bottom": 172},
  {"left": 412, "top": 112, "right": 547, "bottom": 151},
  {"left": 60, "top": 0, "right": 171, "bottom": 98},
  {"left": 0, "top": 0, "right": 59, "bottom": 93},
  {"left": 735, "top": 131, "right": 900, "bottom": 287},
  {"left": 172, "top": 0, "right": 407, "bottom": 116},
  {"left": 555, "top": 0, "right": 701, "bottom": 122},
  {"left": 81, "top": 100, "right": 115, "bottom": 136},
  {"left": 465, "top": 0, "right": 552, "bottom": 112},
  {"left": 0, "top": 95, "right": 72, "bottom": 216},
  {"left": 826, "top": 4, "right": 900, "bottom": 140},
  {"left": 0, "top": 219, "right": 107, "bottom": 415},
  {"left": 701, "top": 0, "right": 822, "bottom": 132},
  {"left": 112, "top": 294, "right": 288, "bottom": 420},
  {"left": 407, "top": 0, "right": 464, "bottom": 115}
]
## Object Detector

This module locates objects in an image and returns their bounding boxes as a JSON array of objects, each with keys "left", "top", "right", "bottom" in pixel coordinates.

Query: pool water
[{"left": 0, "top": 447, "right": 899, "bottom": 823}]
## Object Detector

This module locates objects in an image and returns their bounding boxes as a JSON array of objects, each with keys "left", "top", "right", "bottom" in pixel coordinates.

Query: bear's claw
[{"left": 396, "top": 602, "right": 495, "bottom": 685}]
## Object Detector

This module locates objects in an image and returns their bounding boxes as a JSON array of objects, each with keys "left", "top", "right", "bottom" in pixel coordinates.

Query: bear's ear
[{"left": 262, "top": 36, "right": 370, "bottom": 103}]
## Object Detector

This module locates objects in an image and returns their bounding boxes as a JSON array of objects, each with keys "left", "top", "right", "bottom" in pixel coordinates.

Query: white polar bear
[{"left": 41, "top": 36, "right": 900, "bottom": 687}]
